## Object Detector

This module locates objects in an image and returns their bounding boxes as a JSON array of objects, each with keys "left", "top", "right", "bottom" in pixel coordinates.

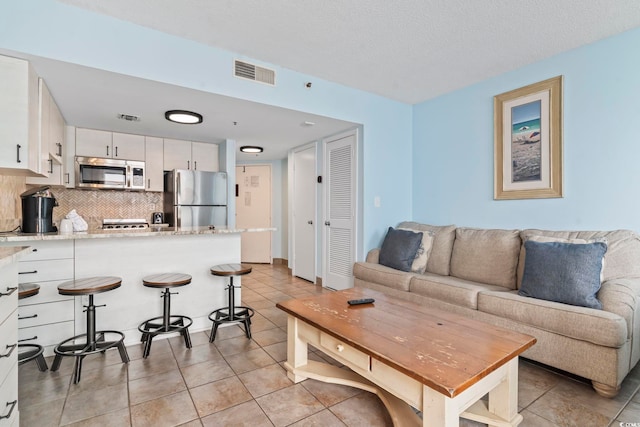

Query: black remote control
[{"left": 348, "top": 298, "right": 375, "bottom": 306}]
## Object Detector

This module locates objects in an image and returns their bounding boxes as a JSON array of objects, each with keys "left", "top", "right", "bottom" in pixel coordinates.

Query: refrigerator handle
[{"left": 176, "top": 172, "right": 180, "bottom": 196}]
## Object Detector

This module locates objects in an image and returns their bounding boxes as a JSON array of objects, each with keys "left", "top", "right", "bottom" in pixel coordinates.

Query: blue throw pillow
[
  {"left": 379, "top": 227, "right": 424, "bottom": 272},
  {"left": 519, "top": 240, "right": 607, "bottom": 309}
]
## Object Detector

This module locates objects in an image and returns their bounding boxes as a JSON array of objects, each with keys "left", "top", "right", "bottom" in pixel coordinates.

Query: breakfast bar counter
[{"left": 0, "top": 228, "right": 273, "bottom": 355}]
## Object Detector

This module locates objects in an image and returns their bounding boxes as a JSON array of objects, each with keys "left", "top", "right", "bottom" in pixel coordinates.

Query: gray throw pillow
[
  {"left": 379, "top": 227, "right": 424, "bottom": 272},
  {"left": 519, "top": 240, "right": 607, "bottom": 309}
]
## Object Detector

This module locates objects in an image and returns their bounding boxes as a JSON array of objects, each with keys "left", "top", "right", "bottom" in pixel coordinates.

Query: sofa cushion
[
  {"left": 398, "top": 222, "right": 456, "bottom": 276},
  {"left": 449, "top": 228, "right": 521, "bottom": 289},
  {"left": 519, "top": 240, "right": 607, "bottom": 309},
  {"left": 478, "top": 290, "right": 627, "bottom": 348},
  {"left": 379, "top": 227, "right": 423, "bottom": 272},
  {"left": 410, "top": 273, "right": 510, "bottom": 310},
  {"left": 399, "top": 227, "right": 435, "bottom": 274},
  {"left": 353, "top": 261, "right": 416, "bottom": 292},
  {"left": 518, "top": 229, "right": 640, "bottom": 287}
]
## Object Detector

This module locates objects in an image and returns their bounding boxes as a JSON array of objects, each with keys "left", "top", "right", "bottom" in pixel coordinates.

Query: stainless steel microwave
[{"left": 75, "top": 157, "right": 145, "bottom": 190}]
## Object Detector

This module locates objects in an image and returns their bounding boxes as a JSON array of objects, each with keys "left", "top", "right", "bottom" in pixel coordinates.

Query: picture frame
[{"left": 494, "top": 76, "right": 563, "bottom": 200}]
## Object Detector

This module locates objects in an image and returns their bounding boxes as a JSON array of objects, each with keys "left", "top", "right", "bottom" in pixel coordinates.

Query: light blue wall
[
  {"left": 1, "top": 0, "right": 413, "bottom": 256},
  {"left": 413, "top": 27, "right": 640, "bottom": 231}
]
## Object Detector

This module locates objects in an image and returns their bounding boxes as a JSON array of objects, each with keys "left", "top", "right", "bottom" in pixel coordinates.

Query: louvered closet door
[{"left": 323, "top": 132, "right": 356, "bottom": 290}]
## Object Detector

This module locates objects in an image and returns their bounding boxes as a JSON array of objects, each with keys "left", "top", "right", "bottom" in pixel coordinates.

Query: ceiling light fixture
[
  {"left": 240, "top": 146, "right": 263, "bottom": 154},
  {"left": 165, "top": 110, "right": 203, "bottom": 124}
]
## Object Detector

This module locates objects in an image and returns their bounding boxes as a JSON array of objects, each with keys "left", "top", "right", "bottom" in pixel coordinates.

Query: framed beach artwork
[{"left": 494, "top": 76, "right": 563, "bottom": 200}]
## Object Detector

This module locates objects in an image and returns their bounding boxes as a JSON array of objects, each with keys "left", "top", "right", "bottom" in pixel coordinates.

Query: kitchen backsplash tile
[
  {"left": 0, "top": 175, "right": 26, "bottom": 231},
  {"left": 54, "top": 188, "right": 163, "bottom": 229}
]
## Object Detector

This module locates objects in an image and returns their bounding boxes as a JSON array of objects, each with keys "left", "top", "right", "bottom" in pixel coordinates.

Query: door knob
[
  {"left": 307, "top": 220, "right": 313, "bottom": 225},
  {"left": 324, "top": 221, "right": 330, "bottom": 226}
]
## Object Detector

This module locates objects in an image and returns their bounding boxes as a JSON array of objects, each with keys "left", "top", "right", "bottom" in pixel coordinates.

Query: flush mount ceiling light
[
  {"left": 240, "top": 146, "right": 263, "bottom": 153},
  {"left": 165, "top": 110, "right": 203, "bottom": 124}
]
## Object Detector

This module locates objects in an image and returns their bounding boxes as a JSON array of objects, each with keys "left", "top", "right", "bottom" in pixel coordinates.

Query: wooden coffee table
[{"left": 276, "top": 288, "right": 536, "bottom": 427}]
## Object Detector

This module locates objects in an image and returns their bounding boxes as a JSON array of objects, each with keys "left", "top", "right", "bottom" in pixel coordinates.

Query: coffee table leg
[
  {"left": 488, "top": 358, "right": 520, "bottom": 426},
  {"left": 284, "top": 315, "right": 308, "bottom": 383},
  {"left": 423, "top": 386, "right": 459, "bottom": 427}
]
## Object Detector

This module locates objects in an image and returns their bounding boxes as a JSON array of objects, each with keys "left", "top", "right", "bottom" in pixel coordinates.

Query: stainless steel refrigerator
[{"left": 163, "top": 170, "right": 228, "bottom": 228}]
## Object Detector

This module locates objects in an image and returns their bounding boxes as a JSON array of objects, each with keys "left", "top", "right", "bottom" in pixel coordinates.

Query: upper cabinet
[
  {"left": 0, "top": 55, "right": 42, "bottom": 176},
  {"left": 164, "top": 138, "right": 219, "bottom": 172},
  {"left": 145, "top": 136, "right": 164, "bottom": 192},
  {"left": 75, "top": 128, "right": 145, "bottom": 161}
]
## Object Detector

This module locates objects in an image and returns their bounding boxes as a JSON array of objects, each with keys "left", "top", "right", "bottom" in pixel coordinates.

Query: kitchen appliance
[
  {"left": 75, "top": 156, "right": 145, "bottom": 191},
  {"left": 152, "top": 212, "right": 164, "bottom": 224},
  {"left": 163, "top": 170, "right": 227, "bottom": 228},
  {"left": 21, "top": 186, "right": 58, "bottom": 233},
  {"left": 101, "top": 218, "right": 149, "bottom": 230}
]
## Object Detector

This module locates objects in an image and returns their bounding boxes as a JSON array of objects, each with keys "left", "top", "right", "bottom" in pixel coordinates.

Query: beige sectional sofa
[{"left": 353, "top": 222, "right": 640, "bottom": 397}]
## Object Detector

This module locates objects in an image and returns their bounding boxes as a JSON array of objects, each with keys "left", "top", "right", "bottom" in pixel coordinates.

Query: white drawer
[
  {"left": 0, "top": 363, "right": 18, "bottom": 427},
  {"left": 18, "top": 300, "right": 74, "bottom": 329},
  {"left": 18, "top": 259, "right": 74, "bottom": 284},
  {"left": 18, "top": 280, "right": 73, "bottom": 306},
  {"left": 320, "top": 332, "right": 370, "bottom": 371},
  {"left": 0, "top": 310, "right": 17, "bottom": 387},
  {"left": 21, "top": 241, "right": 73, "bottom": 261},
  {"left": 19, "top": 321, "right": 74, "bottom": 347},
  {"left": 0, "top": 264, "right": 18, "bottom": 326}
]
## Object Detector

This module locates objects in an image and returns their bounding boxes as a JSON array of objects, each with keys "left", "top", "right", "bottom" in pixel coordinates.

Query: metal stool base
[
  {"left": 18, "top": 344, "right": 48, "bottom": 371},
  {"left": 51, "top": 331, "right": 129, "bottom": 384},
  {"left": 208, "top": 306, "right": 255, "bottom": 342},
  {"left": 138, "top": 315, "right": 193, "bottom": 358}
]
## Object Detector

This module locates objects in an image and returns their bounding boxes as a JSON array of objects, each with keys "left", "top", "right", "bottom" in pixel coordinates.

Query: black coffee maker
[{"left": 21, "top": 186, "right": 58, "bottom": 233}]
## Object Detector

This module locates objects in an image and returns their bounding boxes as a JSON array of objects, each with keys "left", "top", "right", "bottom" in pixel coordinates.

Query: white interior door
[
  {"left": 236, "top": 165, "right": 272, "bottom": 263},
  {"left": 293, "top": 146, "right": 316, "bottom": 282},
  {"left": 323, "top": 132, "right": 357, "bottom": 290}
]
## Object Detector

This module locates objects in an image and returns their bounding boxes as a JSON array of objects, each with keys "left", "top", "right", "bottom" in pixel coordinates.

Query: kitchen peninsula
[{"left": 0, "top": 227, "right": 273, "bottom": 356}]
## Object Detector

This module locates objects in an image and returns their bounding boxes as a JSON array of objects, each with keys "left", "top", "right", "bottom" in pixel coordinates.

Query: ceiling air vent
[
  {"left": 117, "top": 113, "right": 141, "bottom": 122},
  {"left": 234, "top": 60, "right": 275, "bottom": 86}
]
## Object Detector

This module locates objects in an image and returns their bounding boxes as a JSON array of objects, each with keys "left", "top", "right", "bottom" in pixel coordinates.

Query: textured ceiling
[{"left": 60, "top": 0, "right": 640, "bottom": 104}]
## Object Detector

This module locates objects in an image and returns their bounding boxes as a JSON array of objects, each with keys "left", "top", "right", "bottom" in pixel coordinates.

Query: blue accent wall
[
  {"left": 412, "top": 27, "right": 640, "bottom": 231},
  {"left": 1, "top": 0, "right": 413, "bottom": 256}
]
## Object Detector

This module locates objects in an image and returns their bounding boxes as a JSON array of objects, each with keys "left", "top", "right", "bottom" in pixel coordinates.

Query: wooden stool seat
[
  {"left": 17, "top": 284, "right": 48, "bottom": 372},
  {"left": 51, "top": 276, "right": 129, "bottom": 384},
  {"left": 209, "top": 264, "right": 254, "bottom": 342},
  {"left": 138, "top": 272, "right": 193, "bottom": 358},
  {"left": 57, "top": 276, "right": 122, "bottom": 296}
]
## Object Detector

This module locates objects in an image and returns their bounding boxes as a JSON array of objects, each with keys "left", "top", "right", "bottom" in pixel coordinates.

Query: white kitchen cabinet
[
  {"left": 63, "top": 125, "right": 76, "bottom": 188},
  {"left": 48, "top": 86, "right": 65, "bottom": 165},
  {"left": 164, "top": 138, "right": 219, "bottom": 172},
  {"left": 0, "top": 256, "right": 20, "bottom": 426},
  {"left": 0, "top": 55, "right": 41, "bottom": 177},
  {"left": 191, "top": 141, "right": 219, "bottom": 172},
  {"left": 16, "top": 241, "right": 74, "bottom": 357},
  {"left": 76, "top": 129, "right": 145, "bottom": 160},
  {"left": 145, "top": 136, "right": 164, "bottom": 192}
]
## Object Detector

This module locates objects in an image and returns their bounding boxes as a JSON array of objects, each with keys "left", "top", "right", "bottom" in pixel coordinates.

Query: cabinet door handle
[
  {"left": 0, "top": 287, "right": 17, "bottom": 297},
  {"left": 0, "top": 400, "right": 17, "bottom": 420},
  {"left": 56, "top": 142, "right": 62, "bottom": 156},
  {"left": 16, "top": 144, "right": 22, "bottom": 163},
  {"left": 18, "top": 314, "right": 38, "bottom": 320},
  {"left": 115, "top": 146, "right": 118, "bottom": 157},
  {"left": 19, "top": 270, "right": 37, "bottom": 275},
  {"left": 324, "top": 221, "right": 331, "bottom": 226},
  {"left": 194, "top": 161, "right": 197, "bottom": 170},
  {"left": 0, "top": 344, "right": 16, "bottom": 358},
  {"left": 65, "top": 173, "right": 70, "bottom": 184},
  {"left": 48, "top": 159, "right": 53, "bottom": 174},
  {"left": 147, "top": 178, "right": 150, "bottom": 189},
  {"left": 106, "top": 145, "right": 109, "bottom": 156},
  {"left": 187, "top": 160, "right": 190, "bottom": 170}
]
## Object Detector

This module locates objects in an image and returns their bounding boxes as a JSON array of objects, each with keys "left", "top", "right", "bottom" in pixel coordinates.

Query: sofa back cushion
[
  {"left": 518, "top": 229, "right": 640, "bottom": 288},
  {"left": 397, "top": 222, "right": 456, "bottom": 275},
  {"left": 450, "top": 227, "right": 521, "bottom": 289}
]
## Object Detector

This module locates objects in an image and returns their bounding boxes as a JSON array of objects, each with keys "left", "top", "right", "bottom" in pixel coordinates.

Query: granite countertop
[
  {"left": 0, "top": 226, "right": 276, "bottom": 242},
  {"left": 0, "top": 246, "right": 31, "bottom": 267}
]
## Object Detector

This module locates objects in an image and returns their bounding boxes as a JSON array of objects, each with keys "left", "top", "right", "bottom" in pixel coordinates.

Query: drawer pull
[
  {"left": 0, "top": 287, "right": 17, "bottom": 297},
  {"left": 336, "top": 344, "right": 344, "bottom": 352},
  {"left": 18, "top": 314, "right": 38, "bottom": 320},
  {"left": 0, "top": 400, "right": 17, "bottom": 420},
  {"left": 18, "top": 336, "right": 37, "bottom": 343},
  {"left": 0, "top": 344, "right": 17, "bottom": 358},
  {"left": 19, "top": 270, "right": 38, "bottom": 275}
]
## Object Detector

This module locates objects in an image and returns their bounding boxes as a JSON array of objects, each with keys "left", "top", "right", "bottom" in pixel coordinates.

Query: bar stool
[
  {"left": 209, "top": 264, "right": 254, "bottom": 342},
  {"left": 50, "top": 277, "right": 129, "bottom": 384},
  {"left": 17, "top": 283, "right": 48, "bottom": 372},
  {"left": 138, "top": 273, "right": 193, "bottom": 358}
]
